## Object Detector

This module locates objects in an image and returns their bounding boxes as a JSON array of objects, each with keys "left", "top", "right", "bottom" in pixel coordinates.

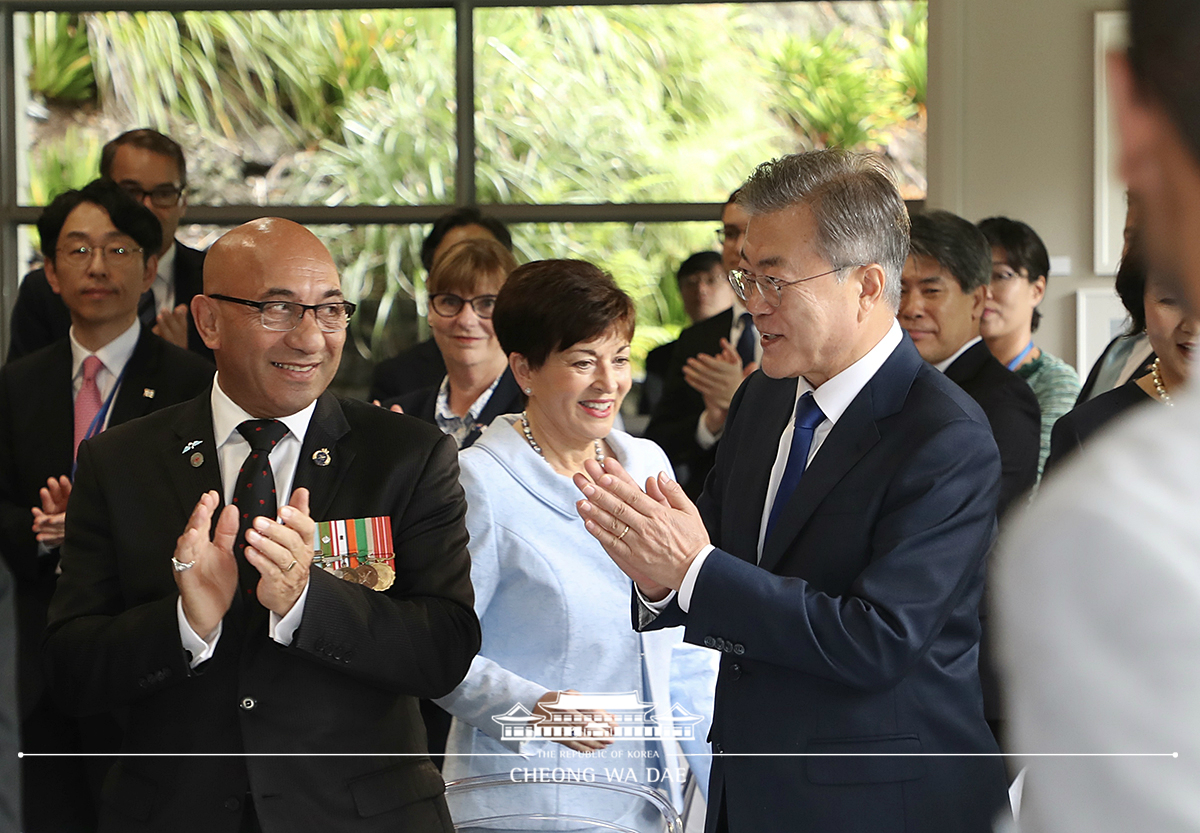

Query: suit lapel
[
  {"left": 944, "top": 341, "right": 986, "bottom": 386},
  {"left": 41, "top": 341, "right": 76, "bottom": 473},
  {"left": 292, "top": 392, "right": 353, "bottom": 520},
  {"left": 109, "top": 328, "right": 161, "bottom": 427},
  {"left": 757, "top": 337, "right": 923, "bottom": 574},
  {"left": 166, "top": 390, "right": 223, "bottom": 516}
]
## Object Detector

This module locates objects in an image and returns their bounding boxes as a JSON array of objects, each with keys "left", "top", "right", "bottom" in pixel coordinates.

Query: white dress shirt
[
  {"left": 177, "top": 374, "right": 318, "bottom": 665},
  {"left": 647, "top": 319, "right": 904, "bottom": 613},
  {"left": 150, "top": 241, "right": 176, "bottom": 315},
  {"left": 68, "top": 318, "right": 141, "bottom": 430}
]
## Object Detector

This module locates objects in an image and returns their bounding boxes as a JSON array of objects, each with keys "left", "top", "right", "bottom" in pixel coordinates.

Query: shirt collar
[
  {"left": 210, "top": 372, "right": 318, "bottom": 449},
  {"left": 934, "top": 335, "right": 982, "bottom": 373},
  {"left": 156, "top": 240, "right": 176, "bottom": 281},
  {"left": 798, "top": 318, "right": 904, "bottom": 425},
  {"left": 69, "top": 318, "right": 141, "bottom": 381}
]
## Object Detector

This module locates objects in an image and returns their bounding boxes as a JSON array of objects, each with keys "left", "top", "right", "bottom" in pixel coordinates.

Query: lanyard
[
  {"left": 1006, "top": 341, "right": 1035, "bottom": 372},
  {"left": 71, "top": 361, "right": 128, "bottom": 480}
]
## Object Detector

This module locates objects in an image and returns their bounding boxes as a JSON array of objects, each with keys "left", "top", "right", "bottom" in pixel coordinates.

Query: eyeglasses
[
  {"left": 57, "top": 243, "right": 144, "bottom": 266},
  {"left": 430, "top": 293, "right": 497, "bottom": 319},
  {"left": 118, "top": 183, "right": 184, "bottom": 208},
  {"left": 990, "top": 266, "right": 1025, "bottom": 283},
  {"left": 715, "top": 226, "right": 744, "bottom": 244},
  {"left": 727, "top": 265, "right": 855, "bottom": 308},
  {"left": 208, "top": 294, "right": 356, "bottom": 332}
]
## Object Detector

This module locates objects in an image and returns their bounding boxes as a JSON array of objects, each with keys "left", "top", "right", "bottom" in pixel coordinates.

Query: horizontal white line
[{"left": 18, "top": 752, "right": 1181, "bottom": 758}]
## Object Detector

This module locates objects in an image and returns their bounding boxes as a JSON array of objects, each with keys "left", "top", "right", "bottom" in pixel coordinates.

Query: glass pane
[
  {"left": 18, "top": 10, "right": 456, "bottom": 207},
  {"left": 475, "top": 1, "right": 927, "bottom": 202}
]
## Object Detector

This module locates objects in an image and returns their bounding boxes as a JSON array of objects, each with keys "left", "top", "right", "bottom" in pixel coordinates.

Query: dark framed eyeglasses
[
  {"left": 118, "top": 182, "right": 185, "bottom": 208},
  {"left": 56, "top": 243, "right": 145, "bottom": 266},
  {"left": 715, "top": 225, "right": 743, "bottom": 244},
  {"left": 429, "top": 293, "right": 497, "bottom": 319},
  {"left": 727, "top": 265, "right": 857, "bottom": 308},
  {"left": 208, "top": 294, "right": 356, "bottom": 332}
]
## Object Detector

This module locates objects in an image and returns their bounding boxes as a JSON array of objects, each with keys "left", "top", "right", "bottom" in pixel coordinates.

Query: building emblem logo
[{"left": 492, "top": 691, "right": 702, "bottom": 742}]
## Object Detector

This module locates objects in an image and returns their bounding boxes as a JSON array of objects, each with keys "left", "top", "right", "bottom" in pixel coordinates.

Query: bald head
[{"left": 193, "top": 218, "right": 346, "bottom": 418}]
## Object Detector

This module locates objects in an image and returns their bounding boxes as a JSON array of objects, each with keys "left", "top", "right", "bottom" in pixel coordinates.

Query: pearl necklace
[
  {"left": 520, "top": 411, "right": 605, "bottom": 464},
  {"left": 1151, "top": 358, "right": 1174, "bottom": 407}
]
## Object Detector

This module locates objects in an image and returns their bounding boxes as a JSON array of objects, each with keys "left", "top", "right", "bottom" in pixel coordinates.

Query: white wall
[{"left": 928, "top": 0, "right": 1125, "bottom": 371}]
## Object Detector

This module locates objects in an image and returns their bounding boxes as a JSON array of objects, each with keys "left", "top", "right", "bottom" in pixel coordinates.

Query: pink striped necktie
[{"left": 73, "top": 355, "right": 104, "bottom": 460}]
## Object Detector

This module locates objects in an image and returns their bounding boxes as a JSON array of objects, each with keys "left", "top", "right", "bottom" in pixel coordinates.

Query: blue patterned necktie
[{"left": 765, "top": 392, "right": 826, "bottom": 542}]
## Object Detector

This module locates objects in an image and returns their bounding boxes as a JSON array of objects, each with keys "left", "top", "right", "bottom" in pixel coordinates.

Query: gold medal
[
  {"left": 355, "top": 563, "right": 379, "bottom": 589},
  {"left": 372, "top": 563, "right": 395, "bottom": 591}
]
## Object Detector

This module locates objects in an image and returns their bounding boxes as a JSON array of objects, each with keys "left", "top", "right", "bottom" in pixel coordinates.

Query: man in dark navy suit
[
  {"left": 7, "top": 129, "right": 210, "bottom": 362},
  {"left": 575, "top": 151, "right": 1008, "bottom": 832},
  {"left": 900, "top": 210, "right": 1040, "bottom": 519}
]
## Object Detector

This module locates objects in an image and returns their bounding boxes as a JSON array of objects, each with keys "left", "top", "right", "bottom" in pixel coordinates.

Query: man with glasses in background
[
  {"left": 645, "top": 189, "right": 757, "bottom": 497},
  {"left": 44, "top": 216, "right": 478, "bottom": 832},
  {"left": 7, "top": 128, "right": 210, "bottom": 361},
  {"left": 0, "top": 179, "right": 213, "bottom": 832},
  {"left": 575, "top": 151, "right": 1008, "bottom": 832}
]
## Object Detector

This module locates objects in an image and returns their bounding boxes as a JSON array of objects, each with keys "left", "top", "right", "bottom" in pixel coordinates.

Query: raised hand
[
  {"left": 31, "top": 475, "right": 73, "bottom": 548},
  {"left": 243, "top": 487, "right": 315, "bottom": 617},
  {"left": 174, "top": 491, "right": 240, "bottom": 639},
  {"left": 683, "top": 337, "right": 757, "bottom": 434}
]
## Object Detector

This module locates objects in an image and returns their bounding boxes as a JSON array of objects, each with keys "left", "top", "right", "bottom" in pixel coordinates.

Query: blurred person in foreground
[
  {"left": 369, "top": 208, "right": 513, "bottom": 402},
  {"left": 977, "top": 217, "right": 1081, "bottom": 482},
  {"left": 44, "top": 217, "right": 479, "bottom": 832},
  {"left": 997, "top": 2, "right": 1200, "bottom": 830},
  {"left": 574, "top": 150, "right": 1007, "bottom": 832},
  {"left": 435, "top": 260, "right": 716, "bottom": 826},
  {"left": 1045, "top": 236, "right": 1196, "bottom": 473}
]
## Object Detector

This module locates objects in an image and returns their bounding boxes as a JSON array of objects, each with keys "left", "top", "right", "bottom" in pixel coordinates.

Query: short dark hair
[
  {"left": 100, "top": 129, "right": 188, "bottom": 188},
  {"left": 493, "top": 259, "right": 635, "bottom": 369},
  {"left": 428, "top": 237, "right": 518, "bottom": 297},
  {"left": 724, "top": 187, "right": 743, "bottom": 208},
  {"left": 1128, "top": 0, "right": 1200, "bottom": 165},
  {"left": 1115, "top": 235, "right": 1149, "bottom": 336},
  {"left": 676, "top": 251, "right": 723, "bottom": 285},
  {"left": 421, "top": 207, "right": 513, "bottom": 272},
  {"left": 738, "top": 150, "right": 909, "bottom": 309},
  {"left": 978, "top": 216, "right": 1051, "bottom": 331},
  {"left": 908, "top": 210, "right": 991, "bottom": 293},
  {"left": 38, "top": 178, "right": 163, "bottom": 267}
]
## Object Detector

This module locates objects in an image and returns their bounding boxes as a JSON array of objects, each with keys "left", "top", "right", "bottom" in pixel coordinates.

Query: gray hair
[{"left": 737, "top": 150, "right": 910, "bottom": 311}]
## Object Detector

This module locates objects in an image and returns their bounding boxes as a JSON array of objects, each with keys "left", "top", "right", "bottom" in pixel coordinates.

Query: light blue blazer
[{"left": 436, "top": 415, "right": 717, "bottom": 814}]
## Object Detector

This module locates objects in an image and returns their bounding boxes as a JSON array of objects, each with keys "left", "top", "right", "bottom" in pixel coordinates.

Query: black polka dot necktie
[{"left": 233, "top": 419, "right": 288, "bottom": 595}]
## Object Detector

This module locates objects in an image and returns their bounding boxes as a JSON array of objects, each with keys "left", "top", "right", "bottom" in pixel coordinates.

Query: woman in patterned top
[{"left": 977, "top": 216, "right": 1081, "bottom": 482}]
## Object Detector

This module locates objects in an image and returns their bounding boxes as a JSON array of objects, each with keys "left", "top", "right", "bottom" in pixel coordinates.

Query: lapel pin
[
  {"left": 143, "top": 388, "right": 156, "bottom": 399},
  {"left": 312, "top": 448, "right": 332, "bottom": 467},
  {"left": 182, "top": 440, "right": 202, "bottom": 454},
  {"left": 189, "top": 452, "right": 204, "bottom": 468}
]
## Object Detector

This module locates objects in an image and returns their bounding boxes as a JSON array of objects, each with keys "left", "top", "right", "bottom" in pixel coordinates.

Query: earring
[{"left": 523, "top": 387, "right": 532, "bottom": 395}]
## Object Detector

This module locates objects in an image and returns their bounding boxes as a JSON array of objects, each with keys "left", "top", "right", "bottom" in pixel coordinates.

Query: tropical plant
[
  {"left": 886, "top": 1, "right": 928, "bottom": 112},
  {"left": 27, "top": 12, "right": 95, "bottom": 102}
]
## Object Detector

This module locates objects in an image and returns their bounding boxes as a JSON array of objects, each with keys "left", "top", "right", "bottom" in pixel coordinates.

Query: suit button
[
  {"left": 225, "top": 797, "right": 241, "bottom": 812},
  {"left": 722, "top": 643, "right": 733, "bottom": 653},
  {"left": 730, "top": 663, "right": 742, "bottom": 680},
  {"left": 703, "top": 636, "right": 716, "bottom": 648},
  {"left": 714, "top": 742, "right": 724, "bottom": 754},
  {"left": 733, "top": 644, "right": 745, "bottom": 655},
  {"left": 715, "top": 637, "right": 726, "bottom": 650},
  {"left": 240, "top": 697, "right": 257, "bottom": 711}
]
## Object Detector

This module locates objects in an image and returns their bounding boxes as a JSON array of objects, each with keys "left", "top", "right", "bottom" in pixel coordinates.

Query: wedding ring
[
  {"left": 171, "top": 557, "right": 196, "bottom": 573},
  {"left": 283, "top": 559, "right": 298, "bottom": 572},
  {"left": 617, "top": 525, "right": 630, "bottom": 541}
]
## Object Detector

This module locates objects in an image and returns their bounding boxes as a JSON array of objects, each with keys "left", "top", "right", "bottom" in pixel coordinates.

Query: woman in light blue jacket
[{"left": 436, "top": 260, "right": 717, "bottom": 826}]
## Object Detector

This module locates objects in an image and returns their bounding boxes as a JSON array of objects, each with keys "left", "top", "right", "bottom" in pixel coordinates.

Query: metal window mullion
[
  {"left": 455, "top": 0, "right": 474, "bottom": 205},
  {"left": 1, "top": 2, "right": 17, "bottom": 356}
]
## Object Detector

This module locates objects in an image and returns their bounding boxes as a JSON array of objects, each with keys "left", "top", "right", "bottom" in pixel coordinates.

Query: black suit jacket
[
  {"left": 638, "top": 339, "right": 674, "bottom": 416},
  {"left": 369, "top": 338, "right": 447, "bottom": 403},
  {"left": 644, "top": 307, "right": 732, "bottom": 497},
  {"left": 385, "top": 367, "right": 523, "bottom": 450},
  {"left": 45, "top": 391, "right": 480, "bottom": 832},
  {"left": 1046, "top": 381, "right": 1152, "bottom": 476},
  {"left": 944, "top": 341, "right": 1040, "bottom": 519},
  {"left": 6, "top": 241, "right": 209, "bottom": 362},
  {"left": 0, "top": 559, "right": 20, "bottom": 832},
  {"left": 1075, "top": 332, "right": 1155, "bottom": 404},
  {"left": 0, "top": 327, "right": 214, "bottom": 718},
  {"left": 643, "top": 335, "right": 1008, "bottom": 833}
]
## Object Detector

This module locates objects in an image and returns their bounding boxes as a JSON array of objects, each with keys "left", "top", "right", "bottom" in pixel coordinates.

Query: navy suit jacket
[
  {"left": 0, "top": 327, "right": 214, "bottom": 718},
  {"left": 643, "top": 334, "right": 1008, "bottom": 833},
  {"left": 6, "top": 241, "right": 210, "bottom": 362},
  {"left": 644, "top": 307, "right": 733, "bottom": 497},
  {"left": 45, "top": 391, "right": 480, "bottom": 832}
]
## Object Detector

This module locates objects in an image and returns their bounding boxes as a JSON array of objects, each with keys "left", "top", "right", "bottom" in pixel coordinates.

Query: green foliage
[
  {"left": 886, "top": 1, "right": 928, "bottom": 108},
  {"left": 27, "top": 13, "right": 95, "bottom": 102},
  {"left": 27, "top": 126, "right": 103, "bottom": 205},
  {"left": 766, "top": 26, "right": 910, "bottom": 151}
]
